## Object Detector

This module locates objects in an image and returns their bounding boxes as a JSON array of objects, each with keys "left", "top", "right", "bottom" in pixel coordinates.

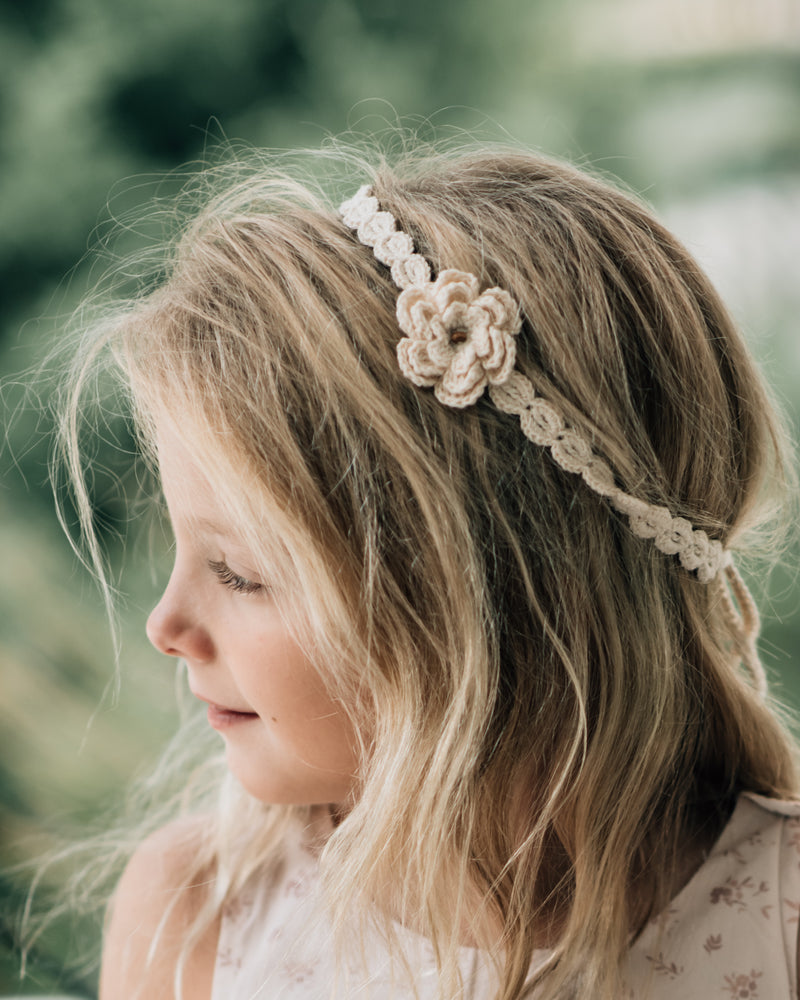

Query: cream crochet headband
[{"left": 339, "top": 184, "right": 765, "bottom": 692}]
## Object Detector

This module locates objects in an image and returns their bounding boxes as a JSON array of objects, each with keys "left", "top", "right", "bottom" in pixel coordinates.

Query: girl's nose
[{"left": 146, "top": 589, "right": 214, "bottom": 662}]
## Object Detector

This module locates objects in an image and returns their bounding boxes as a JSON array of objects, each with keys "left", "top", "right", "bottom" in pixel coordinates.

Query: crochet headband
[{"left": 339, "top": 184, "right": 765, "bottom": 692}]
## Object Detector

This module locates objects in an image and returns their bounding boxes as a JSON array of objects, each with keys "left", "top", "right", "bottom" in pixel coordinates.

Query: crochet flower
[{"left": 395, "top": 269, "right": 521, "bottom": 408}]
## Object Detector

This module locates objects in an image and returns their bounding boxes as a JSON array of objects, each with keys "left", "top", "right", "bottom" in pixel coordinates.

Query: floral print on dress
[
  {"left": 284, "top": 868, "right": 314, "bottom": 899},
  {"left": 784, "top": 898, "right": 800, "bottom": 925},
  {"left": 785, "top": 818, "right": 800, "bottom": 866},
  {"left": 222, "top": 891, "right": 256, "bottom": 924},
  {"left": 721, "top": 969, "right": 762, "bottom": 998},
  {"left": 645, "top": 952, "right": 684, "bottom": 979},
  {"left": 648, "top": 902, "right": 681, "bottom": 937},
  {"left": 624, "top": 796, "right": 800, "bottom": 999},
  {"left": 216, "top": 945, "right": 243, "bottom": 971},
  {"left": 709, "top": 876, "right": 769, "bottom": 913},
  {"left": 280, "top": 958, "right": 320, "bottom": 987}
]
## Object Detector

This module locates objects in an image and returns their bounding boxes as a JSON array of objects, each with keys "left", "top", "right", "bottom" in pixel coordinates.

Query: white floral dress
[{"left": 211, "top": 793, "right": 800, "bottom": 1000}]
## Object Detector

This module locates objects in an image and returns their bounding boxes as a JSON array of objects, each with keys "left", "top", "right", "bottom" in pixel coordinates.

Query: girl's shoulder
[
  {"left": 626, "top": 792, "right": 800, "bottom": 999},
  {"left": 99, "top": 816, "right": 220, "bottom": 1000}
]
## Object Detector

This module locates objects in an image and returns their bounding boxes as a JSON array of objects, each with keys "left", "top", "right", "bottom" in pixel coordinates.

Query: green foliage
[{"left": 1, "top": 0, "right": 798, "bottom": 993}]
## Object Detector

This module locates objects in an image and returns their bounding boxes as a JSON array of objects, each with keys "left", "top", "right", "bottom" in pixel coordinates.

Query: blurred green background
[{"left": 1, "top": 0, "right": 799, "bottom": 995}]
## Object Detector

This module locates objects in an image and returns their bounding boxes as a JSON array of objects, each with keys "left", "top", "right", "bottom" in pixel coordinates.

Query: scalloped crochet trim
[
  {"left": 338, "top": 184, "right": 731, "bottom": 591},
  {"left": 339, "top": 183, "right": 767, "bottom": 694}
]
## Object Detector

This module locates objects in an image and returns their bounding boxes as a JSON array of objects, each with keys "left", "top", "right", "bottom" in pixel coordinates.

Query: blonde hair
[{"left": 61, "top": 143, "right": 799, "bottom": 999}]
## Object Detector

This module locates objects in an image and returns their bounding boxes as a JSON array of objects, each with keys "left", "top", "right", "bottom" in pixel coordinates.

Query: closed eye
[{"left": 207, "top": 559, "right": 264, "bottom": 595}]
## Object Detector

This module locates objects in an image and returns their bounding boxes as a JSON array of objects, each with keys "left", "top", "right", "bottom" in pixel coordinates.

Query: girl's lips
[{"left": 206, "top": 704, "right": 259, "bottom": 730}]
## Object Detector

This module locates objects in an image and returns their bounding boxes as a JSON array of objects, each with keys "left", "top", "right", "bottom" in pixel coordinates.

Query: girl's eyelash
[{"left": 207, "top": 559, "right": 263, "bottom": 595}]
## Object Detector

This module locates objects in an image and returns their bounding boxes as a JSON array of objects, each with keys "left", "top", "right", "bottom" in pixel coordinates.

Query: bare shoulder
[{"left": 99, "top": 816, "right": 220, "bottom": 1000}]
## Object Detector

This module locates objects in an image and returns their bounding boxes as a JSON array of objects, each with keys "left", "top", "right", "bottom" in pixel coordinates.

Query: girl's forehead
[
  {"left": 156, "top": 424, "right": 231, "bottom": 526},
  {"left": 155, "top": 423, "right": 206, "bottom": 485},
  {"left": 155, "top": 420, "right": 289, "bottom": 560}
]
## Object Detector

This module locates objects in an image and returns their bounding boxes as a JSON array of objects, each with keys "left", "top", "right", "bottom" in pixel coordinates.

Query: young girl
[{"left": 60, "top": 144, "right": 800, "bottom": 1000}]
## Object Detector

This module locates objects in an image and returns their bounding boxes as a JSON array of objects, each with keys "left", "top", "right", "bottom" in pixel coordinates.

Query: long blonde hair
[{"left": 61, "top": 143, "right": 800, "bottom": 999}]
